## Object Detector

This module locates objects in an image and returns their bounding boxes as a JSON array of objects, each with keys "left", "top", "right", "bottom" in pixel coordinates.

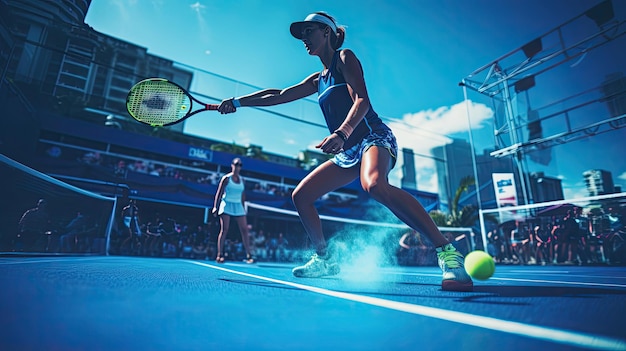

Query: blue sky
[{"left": 85, "top": 0, "right": 625, "bottom": 199}]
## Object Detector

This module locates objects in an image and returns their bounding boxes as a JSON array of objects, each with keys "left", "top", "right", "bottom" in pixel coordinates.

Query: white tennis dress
[{"left": 218, "top": 175, "right": 246, "bottom": 216}]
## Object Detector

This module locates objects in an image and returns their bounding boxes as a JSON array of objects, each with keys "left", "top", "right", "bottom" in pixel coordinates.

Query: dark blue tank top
[{"left": 317, "top": 50, "right": 390, "bottom": 149}]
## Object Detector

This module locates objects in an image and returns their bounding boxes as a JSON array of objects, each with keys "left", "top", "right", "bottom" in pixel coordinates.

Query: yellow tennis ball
[{"left": 464, "top": 250, "right": 495, "bottom": 280}]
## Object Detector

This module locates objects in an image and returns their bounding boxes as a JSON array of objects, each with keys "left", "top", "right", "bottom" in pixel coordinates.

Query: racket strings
[{"left": 127, "top": 80, "right": 191, "bottom": 126}]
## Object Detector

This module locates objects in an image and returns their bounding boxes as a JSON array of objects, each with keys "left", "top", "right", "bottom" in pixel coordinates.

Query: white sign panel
[{"left": 492, "top": 173, "right": 518, "bottom": 208}]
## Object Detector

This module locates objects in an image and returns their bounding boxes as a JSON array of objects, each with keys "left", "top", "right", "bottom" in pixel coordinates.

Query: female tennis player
[
  {"left": 217, "top": 12, "right": 473, "bottom": 291},
  {"left": 212, "top": 158, "right": 254, "bottom": 264}
]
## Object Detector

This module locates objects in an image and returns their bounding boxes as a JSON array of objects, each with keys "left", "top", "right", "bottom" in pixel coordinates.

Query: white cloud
[
  {"left": 190, "top": 2, "right": 206, "bottom": 14},
  {"left": 387, "top": 100, "right": 493, "bottom": 193},
  {"left": 237, "top": 130, "right": 252, "bottom": 146},
  {"left": 563, "top": 187, "right": 589, "bottom": 200},
  {"left": 190, "top": 2, "right": 209, "bottom": 41},
  {"left": 619, "top": 172, "right": 626, "bottom": 180},
  {"left": 111, "top": 0, "right": 132, "bottom": 22}
]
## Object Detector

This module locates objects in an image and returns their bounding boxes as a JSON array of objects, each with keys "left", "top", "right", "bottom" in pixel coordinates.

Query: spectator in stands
[
  {"left": 552, "top": 221, "right": 567, "bottom": 263},
  {"left": 60, "top": 211, "right": 87, "bottom": 253},
  {"left": 212, "top": 158, "right": 255, "bottom": 264},
  {"left": 15, "top": 199, "right": 50, "bottom": 251},
  {"left": 608, "top": 206, "right": 624, "bottom": 231},
  {"left": 276, "top": 233, "right": 289, "bottom": 262},
  {"left": 114, "top": 160, "right": 127, "bottom": 178},
  {"left": 487, "top": 229, "right": 503, "bottom": 263},
  {"left": 533, "top": 225, "right": 551, "bottom": 265},
  {"left": 562, "top": 210, "right": 580, "bottom": 264},
  {"left": 120, "top": 199, "right": 142, "bottom": 255},
  {"left": 266, "top": 233, "right": 279, "bottom": 262},
  {"left": 192, "top": 237, "right": 208, "bottom": 260},
  {"left": 510, "top": 222, "right": 531, "bottom": 265},
  {"left": 80, "top": 151, "right": 101, "bottom": 165},
  {"left": 216, "top": 12, "right": 473, "bottom": 291},
  {"left": 247, "top": 224, "right": 259, "bottom": 258},
  {"left": 398, "top": 230, "right": 427, "bottom": 266},
  {"left": 180, "top": 235, "right": 194, "bottom": 258},
  {"left": 255, "top": 229, "right": 267, "bottom": 261},
  {"left": 149, "top": 164, "right": 163, "bottom": 176}
]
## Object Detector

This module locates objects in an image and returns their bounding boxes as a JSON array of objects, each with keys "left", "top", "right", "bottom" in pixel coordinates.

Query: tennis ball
[{"left": 464, "top": 250, "right": 495, "bottom": 280}]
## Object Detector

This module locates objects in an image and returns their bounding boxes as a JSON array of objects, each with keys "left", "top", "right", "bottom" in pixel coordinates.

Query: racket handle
[{"left": 206, "top": 104, "right": 219, "bottom": 110}]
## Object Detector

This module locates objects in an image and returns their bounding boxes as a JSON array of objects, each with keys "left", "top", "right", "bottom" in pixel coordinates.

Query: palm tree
[
  {"left": 430, "top": 176, "right": 478, "bottom": 228},
  {"left": 449, "top": 176, "right": 479, "bottom": 227},
  {"left": 210, "top": 142, "right": 247, "bottom": 155}
]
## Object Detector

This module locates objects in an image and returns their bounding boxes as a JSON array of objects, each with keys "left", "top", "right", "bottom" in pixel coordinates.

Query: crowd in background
[
  {"left": 12, "top": 209, "right": 104, "bottom": 254},
  {"left": 108, "top": 201, "right": 297, "bottom": 263},
  {"left": 45, "top": 145, "right": 344, "bottom": 202},
  {"left": 486, "top": 207, "right": 625, "bottom": 265}
]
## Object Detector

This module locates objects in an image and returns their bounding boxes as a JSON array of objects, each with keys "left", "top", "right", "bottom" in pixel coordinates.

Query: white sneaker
[
  {"left": 292, "top": 254, "right": 340, "bottom": 278},
  {"left": 436, "top": 244, "right": 474, "bottom": 292}
]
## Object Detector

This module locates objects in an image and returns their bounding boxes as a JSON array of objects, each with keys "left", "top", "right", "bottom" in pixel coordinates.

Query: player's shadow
[
  {"left": 219, "top": 278, "right": 626, "bottom": 306},
  {"left": 456, "top": 285, "right": 626, "bottom": 305},
  {"left": 220, "top": 277, "right": 454, "bottom": 299}
]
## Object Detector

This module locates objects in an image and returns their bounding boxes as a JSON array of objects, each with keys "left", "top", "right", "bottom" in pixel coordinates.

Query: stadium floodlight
[
  {"left": 521, "top": 38, "right": 542, "bottom": 59},
  {"left": 585, "top": 0, "right": 615, "bottom": 28}
]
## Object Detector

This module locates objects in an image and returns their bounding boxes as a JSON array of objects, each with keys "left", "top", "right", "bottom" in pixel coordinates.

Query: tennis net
[{"left": 0, "top": 154, "right": 117, "bottom": 254}]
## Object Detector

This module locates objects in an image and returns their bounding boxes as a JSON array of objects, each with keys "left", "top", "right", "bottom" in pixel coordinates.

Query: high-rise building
[
  {"left": 583, "top": 169, "right": 615, "bottom": 196},
  {"left": 432, "top": 139, "right": 474, "bottom": 211},
  {"left": 1, "top": 0, "right": 192, "bottom": 133},
  {"left": 528, "top": 172, "right": 564, "bottom": 202},
  {"left": 401, "top": 148, "right": 417, "bottom": 190}
]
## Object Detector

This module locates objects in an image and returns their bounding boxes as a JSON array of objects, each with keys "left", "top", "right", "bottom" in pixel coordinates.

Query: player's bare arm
[
  {"left": 212, "top": 175, "right": 229, "bottom": 213},
  {"left": 316, "top": 49, "right": 371, "bottom": 154},
  {"left": 337, "top": 49, "right": 371, "bottom": 130},
  {"left": 218, "top": 73, "right": 318, "bottom": 113}
]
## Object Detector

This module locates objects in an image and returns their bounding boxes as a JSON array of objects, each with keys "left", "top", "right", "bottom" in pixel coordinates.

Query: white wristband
[{"left": 232, "top": 98, "right": 241, "bottom": 108}]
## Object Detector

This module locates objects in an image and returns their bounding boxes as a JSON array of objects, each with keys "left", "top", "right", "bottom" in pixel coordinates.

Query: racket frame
[{"left": 126, "top": 78, "right": 219, "bottom": 127}]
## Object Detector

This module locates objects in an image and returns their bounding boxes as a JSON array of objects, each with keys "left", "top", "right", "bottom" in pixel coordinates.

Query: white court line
[
  {"left": 0, "top": 257, "right": 105, "bottom": 265},
  {"left": 518, "top": 274, "right": 626, "bottom": 280},
  {"left": 186, "top": 260, "right": 626, "bottom": 351},
  {"left": 489, "top": 277, "right": 626, "bottom": 289},
  {"left": 387, "top": 272, "right": 626, "bottom": 289},
  {"left": 502, "top": 270, "right": 626, "bottom": 279}
]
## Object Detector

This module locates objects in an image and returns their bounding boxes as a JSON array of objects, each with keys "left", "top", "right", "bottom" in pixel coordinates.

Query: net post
[{"left": 104, "top": 196, "right": 117, "bottom": 256}]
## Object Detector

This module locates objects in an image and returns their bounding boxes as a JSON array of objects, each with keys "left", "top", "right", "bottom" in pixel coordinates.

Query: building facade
[{"left": 584, "top": 169, "right": 615, "bottom": 196}]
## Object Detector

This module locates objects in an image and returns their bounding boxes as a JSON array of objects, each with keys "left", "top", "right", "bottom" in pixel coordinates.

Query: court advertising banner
[{"left": 492, "top": 173, "right": 518, "bottom": 208}]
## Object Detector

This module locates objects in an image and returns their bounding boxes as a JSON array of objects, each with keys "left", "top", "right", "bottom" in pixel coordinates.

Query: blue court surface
[{"left": 1, "top": 256, "right": 625, "bottom": 351}]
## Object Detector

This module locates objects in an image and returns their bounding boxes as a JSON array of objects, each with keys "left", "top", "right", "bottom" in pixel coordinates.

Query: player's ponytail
[
  {"left": 315, "top": 12, "right": 345, "bottom": 50},
  {"left": 333, "top": 26, "right": 346, "bottom": 50}
]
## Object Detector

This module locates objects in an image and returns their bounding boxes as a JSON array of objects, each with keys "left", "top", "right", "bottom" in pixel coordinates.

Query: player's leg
[
  {"left": 359, "top": 145, "right": 473, "bottom": 291},
  {"left": 291, "top": 160, "right": 359, "bottom": 277},
  {"left": 216, "top": 214, "right": 231, "bottom": 263},
  {"left": 120, "top": 228, "right": 133, "bottom": 254},
  {"left": 292, "top": 160, "right": 359, "bottom": 255},
  {"left": 234, "top": 215, "right": 254, "bottom": 263},
  {"left": 359, "top": 146, "right": 448, "bottom": 246}
]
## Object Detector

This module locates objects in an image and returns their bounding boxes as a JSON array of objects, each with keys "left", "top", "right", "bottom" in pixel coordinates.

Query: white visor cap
[{"left": 290, "top": 13, "right": 337, "bottom": 40}]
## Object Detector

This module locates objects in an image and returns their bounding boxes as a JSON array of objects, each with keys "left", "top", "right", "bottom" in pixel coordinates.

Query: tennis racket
[{"left": 126, "top": 78, "right": 219, "bottom": 127}]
